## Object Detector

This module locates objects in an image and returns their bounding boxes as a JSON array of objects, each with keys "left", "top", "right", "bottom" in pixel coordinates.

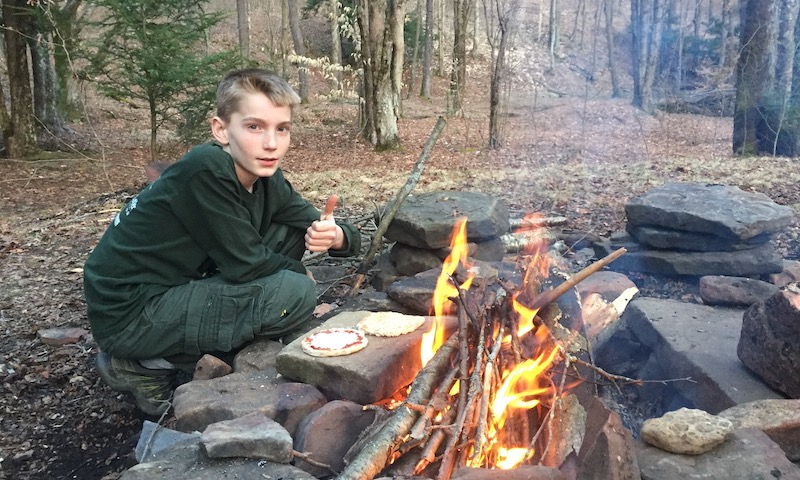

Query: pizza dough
[
  {"left": 301, "top": 328, "right": 369, "bottom": 357},
  {"left": 356, "top": 311, "right": 426, "bottom": 337}
]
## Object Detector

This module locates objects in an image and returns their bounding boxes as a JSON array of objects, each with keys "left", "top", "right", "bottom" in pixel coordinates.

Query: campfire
[{"left": 337, "top": 216, "right": 626, "bottom": 479}]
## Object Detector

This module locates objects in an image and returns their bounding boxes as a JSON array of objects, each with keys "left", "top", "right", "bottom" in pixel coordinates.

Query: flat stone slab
[
  {"left": 637, "top": 428, "right": 800, "bottom": 480},
  {"left": 595, "top": 239, "right": 784, "bottom": 276},
  {"left": 622, "top": 297, "right": 785, "bottom": 413},
  {"left": 625, "top": 182, "right": 795, "bottom": 241},
  {"left": 276, "top": 311, "right": 457, "bottom": 404},
  {"left": 384, "top": 191, "right": 510, "bottom": 249}
]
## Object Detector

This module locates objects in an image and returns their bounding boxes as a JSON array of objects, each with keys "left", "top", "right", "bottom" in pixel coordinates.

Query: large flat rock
[
  {"left": 384, "top": 191, "right": 510, "bottom": 249},
  {"left": 621, "top": 297, "right": 785, "bottom": 413},
  {"left": 275, "top": 311, "right": 457, "bottom": 404},
  {"left": 595, "top": 239, "right": 784, "bottom": 276},
  {"left": 625, "top": 182, "right": 795, "bottom": 241}
]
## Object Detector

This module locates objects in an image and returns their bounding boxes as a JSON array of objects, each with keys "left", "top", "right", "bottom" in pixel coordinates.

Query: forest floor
[{"left": 1, "top": 65, "right": 800, "bottom": 479}]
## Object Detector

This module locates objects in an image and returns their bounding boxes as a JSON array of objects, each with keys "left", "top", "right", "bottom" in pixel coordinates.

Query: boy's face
[{"left": 211, "top": 92, "right": 292, "bottom": 191}]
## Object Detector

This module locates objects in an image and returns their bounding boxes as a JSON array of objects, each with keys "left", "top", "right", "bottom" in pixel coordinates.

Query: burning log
[
  {"left": 337, "top": 332, "right": 460, "bottom": 480},
  {"left": 339, "top": 222, "right": 627, "bottom": 480}
]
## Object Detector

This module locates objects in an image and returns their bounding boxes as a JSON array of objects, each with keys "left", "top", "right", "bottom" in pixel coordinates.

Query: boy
[{"left": 83, "top": 69, "right": 360, "bottom": 416}]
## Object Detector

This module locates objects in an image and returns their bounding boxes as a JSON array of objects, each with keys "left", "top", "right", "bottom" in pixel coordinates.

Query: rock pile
[
  {"left": 376, "top": 191, "right": 509, "bottom": 283},
  {"left": 595, "top": 182, "right": 794, "bottom": 277}
]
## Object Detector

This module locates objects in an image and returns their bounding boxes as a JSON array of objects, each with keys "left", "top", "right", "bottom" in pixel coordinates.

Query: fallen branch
[
  {"left": 336, "top": 332, "right": 459, "bottom": 480},
  {"left": 349, "top": 116, "right": 447, "bottom": 295}
]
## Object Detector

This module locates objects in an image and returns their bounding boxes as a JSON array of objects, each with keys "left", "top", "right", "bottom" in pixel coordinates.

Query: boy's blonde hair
[{"left": 215, "top": 69, "right": 301, "bottom": 122}]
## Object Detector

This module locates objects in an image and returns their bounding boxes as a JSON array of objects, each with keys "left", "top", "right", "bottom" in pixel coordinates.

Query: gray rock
[
  {"left": 37, "top": 327, "right": 88, "bottom": 346},
  {"left": 626, "top": 224, "right": 771, "bottom": 251},
  {"left": 637, "top": 428, "right": 800, "bottom": 480},
  {"left": 577, "top": 397, "right": 641, "bottom": 480},
  {"left": 641, "top": 408, "right": 733, "bottom": 455},
  {"left": 451, "top": 466, "right": 566, "bottom": 480},
  {"left": 738, "top": 284, "right": 800, "bottom": 398},
  {"left": 120, "top": 436, "right": 316, "bottom": 480},
  {"left": 390, "top": 242, "right": 444, "bottom": 276},
  {"left": 232, "top": 337, "right": 284, "bottom": 373},
  {"left": 135, "top": 421, "right": 201, "bottom": 463},
  {"left": 275, "top": 311, "right": 457, "bottom": 404},
  {"left": 770, "top": 259, "right": 800, "bottom": 288},
  {"left": 172, "top": 372, "right": 326, "bottom": 434},
  {"left": 718, "top": 398, "right": 800, "bottom": 461},
  {"left": 594, "top": 239, "right": 784, "bottom": 276},
  {"left": 699, "top": 275, "right": 780, "bottom": 307},
  {"left": 384, "top": 191, "right": 510, "bottom": 249},
  {"left": 293, "top": 400, "right": 377, "bottom": 476},
  {"left": 625, "top": 182, "right": 794, "bottom": 241},
  {"left": 201, "top": 412, "right": 292, "bottom": 462},
  {"left": 611, "top": 297, "right": 785, "bottom": 413},
  {"left": 386, "top": 268, "right": 440, "bottom": 314}
]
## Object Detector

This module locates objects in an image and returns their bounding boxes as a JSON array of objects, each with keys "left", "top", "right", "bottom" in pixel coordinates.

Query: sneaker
[{"left": 95, "top": 351, "right": 176, "bottom": 416}]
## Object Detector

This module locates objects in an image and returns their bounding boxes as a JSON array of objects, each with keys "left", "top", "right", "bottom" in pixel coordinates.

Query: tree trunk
[
  {"left": 357, "top": 0, "right": 403, "bottom": 149},
  {"left": 281, "top": 0, "right": 290, "bottom": 76},
  {"left": 420, "top": 0, "right": 434, "bottom": 97},
  {"left": 631, "top": 0, "right": 664, "bottom": 113},
  {"left": 28, "top": 23, "right": 65, "bottom": 138},
  {"left": 407, "top": 0, "right": 423, "bottom": 99},
  {"left": 489, "top": 17, "right": 509, "bottom": 149},
  {"left": 287, "top": 0, "right": 309, "bottom": 101},
  {"left": 719, "top": 0, "right": 730, "bottom": 67},
  {"left": 732, "top": 0, "right": 779, "bottom": 155},
  {"left": 330, "top": 0, "right": 343, "bottom": 88},
  {"left": 548, "top": 0, "right": 560, "bottom": 66},
  {"left": 3, "top": 0, "right": 38, "bottom": 158},
  {"left": 237, "top": 0, "right": 250, "bottom": 60},
  {"left": 48, "top": 0, "right": 84, "bottom": 121},
  {"left": 449, "top": 0, "right": 471, "bottom": 114},
  {"left": 604, "top": 0, "right": 621, "bottom": 97}
]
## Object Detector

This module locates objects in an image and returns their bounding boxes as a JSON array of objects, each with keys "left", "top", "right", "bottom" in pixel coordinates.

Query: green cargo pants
[{"left": 99, "top": 224, "right": 316, "bottom": 361}]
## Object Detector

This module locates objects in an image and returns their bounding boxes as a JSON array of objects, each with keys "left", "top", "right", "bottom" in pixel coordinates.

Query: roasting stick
[{"left": 528, "top": 247, "right": 627, "bottom": 310}]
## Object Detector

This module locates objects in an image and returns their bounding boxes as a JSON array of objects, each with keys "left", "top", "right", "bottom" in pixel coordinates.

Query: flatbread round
[
  {"left": 301, "top": 328, "right": 368, "bottom": 357},
  {"left": 357, "top": 312, "right": 426, "bottom": 337}
]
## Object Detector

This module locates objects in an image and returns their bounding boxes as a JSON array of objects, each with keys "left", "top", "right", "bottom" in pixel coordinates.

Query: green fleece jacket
[{"left": 84, "top": 142, "right": 360, "bottom": 339}]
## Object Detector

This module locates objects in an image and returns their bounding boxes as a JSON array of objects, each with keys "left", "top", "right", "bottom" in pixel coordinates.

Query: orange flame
[{"left": 421, "top": 217, "right": 474, "bottom": 366}]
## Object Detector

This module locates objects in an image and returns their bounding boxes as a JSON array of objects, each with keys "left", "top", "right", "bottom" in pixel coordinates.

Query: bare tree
[
  {"left": 485, "top": 0, "right": 520, "bottom": 148},
  {"left": 604, "top": 0, "right": 621, "bottom": 97},
  {"left": 548, "top": 0, "right": 559, "bottom": 65},
  {"left": 287, "top": 0, "right": 309, "bottom": 101},
  {"left": 420, "top": 0, "right": 434, "bottom": 97},
  {"left": 407, "top": 0, "right": 423, "bottom": 98},
  {"left": 237, "top": 0, "right": 250, "bottom": 60},
  {"left": 2, "top": 0, "right": 39, "bottom": 158},
  {"left": 631, "top": 0, "right": 665, "bottom": 113},
  {"left": 356, "top": 0, "right": 404, "bottom": 148},
  {"left": 733, "top": 0, "right": 800, "bottom": 156},
  {"left": 330, "top": 0, "right": 343, "bottom": 87},
  {"left": 449, "top": 0, "right": 472, "bottom": 113}
]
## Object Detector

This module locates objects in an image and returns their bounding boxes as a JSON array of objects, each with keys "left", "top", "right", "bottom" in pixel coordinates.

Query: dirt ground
[{"left": 1, "top": 60, "right": 799, "bottom": 479}]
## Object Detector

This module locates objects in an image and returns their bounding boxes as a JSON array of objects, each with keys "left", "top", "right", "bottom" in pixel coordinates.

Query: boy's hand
[
  {"left": 306, "top": 220, "right": 345, "bottom": 252},
  {"left": 306, "top": 195, "right": 345, "bottom": 252}
]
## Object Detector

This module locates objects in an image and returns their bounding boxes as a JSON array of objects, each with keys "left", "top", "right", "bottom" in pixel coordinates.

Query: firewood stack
[{"left": 336, "top": 220, "right": 626, "bottom": 480}]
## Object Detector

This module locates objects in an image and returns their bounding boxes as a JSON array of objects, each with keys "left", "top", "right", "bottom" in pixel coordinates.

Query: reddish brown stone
[
  {"left": 577, "top": 397, "right": 640, "bottom": 480},
  {"left": 193, "top": 354, "right": 233, "bottom": 380}
]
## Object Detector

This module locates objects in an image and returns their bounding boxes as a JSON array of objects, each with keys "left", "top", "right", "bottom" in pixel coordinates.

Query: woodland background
[{"left": 0, "top": 0, "right": 799, "bottom": 479}]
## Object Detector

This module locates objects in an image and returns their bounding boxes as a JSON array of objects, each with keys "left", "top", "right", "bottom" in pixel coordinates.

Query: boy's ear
[{"left": 210, "top": 116, "right": 229, "bottom": 145}]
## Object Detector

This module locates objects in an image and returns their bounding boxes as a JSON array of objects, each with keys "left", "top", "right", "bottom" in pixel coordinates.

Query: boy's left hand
[
  {"left": 305, "top": 219, "right": 345, "bottom": 252},
  {"left": 306, "top": 195, "right": 345, "bottom": 252}
]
